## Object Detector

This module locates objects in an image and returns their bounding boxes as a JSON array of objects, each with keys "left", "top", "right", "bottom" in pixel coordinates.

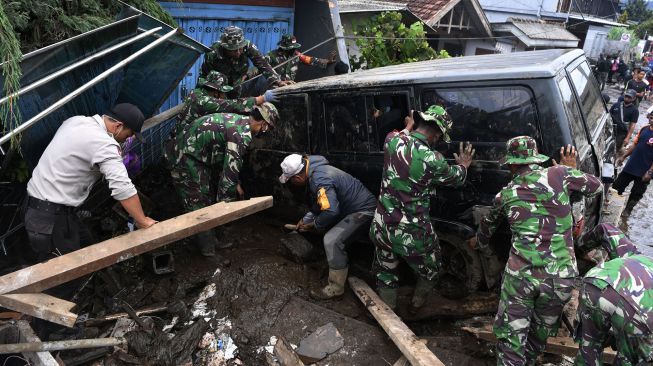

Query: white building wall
[
  {"left": 478, "top": 0, "right": 560, "bottom": 13},
  {"left": 583, "top": 24, "right": 610, "bottom": 60}
]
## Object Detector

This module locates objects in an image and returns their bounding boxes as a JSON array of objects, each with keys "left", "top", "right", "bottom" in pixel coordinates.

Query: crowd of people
[{"left": 21, "top": 26, "right": 653, "bottom": 365}]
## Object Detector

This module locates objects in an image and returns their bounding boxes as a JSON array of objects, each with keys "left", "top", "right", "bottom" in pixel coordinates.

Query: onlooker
[
  {"left": 608, "top": 57, "right": 618, "bottom": 84},
  {"left": 624, "top": 67, "right": 647, "bottom": 105},
  {"left": 597, "top": 54, "right": 610, "bottom": 91},
  {"left": 609, "top": 89, "right": 639, "bottom": 150},
  {"left": 614, "top": 111, "right": 653, "bottom": 217}
]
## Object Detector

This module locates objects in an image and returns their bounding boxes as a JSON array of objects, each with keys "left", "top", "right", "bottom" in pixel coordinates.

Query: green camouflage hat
[
  {"left": 255, "top": 102, "right": 280, "bottom": 128},
  {"left": 197, "top": 71, "right": 233, "bottom": 92},
  {"left": 416, "top": 105, "right": 453, "bottom": 143},
  {"left": 499, "top": 135, "right": 549, "bottom": 165},
  {"left": 278, "top": 34, "right": 301, "bottom": 50},
  {"left": 220, "top": 26, "right": 247, "bottom": 50}
]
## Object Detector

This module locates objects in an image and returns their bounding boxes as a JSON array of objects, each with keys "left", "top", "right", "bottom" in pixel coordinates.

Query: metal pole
[
  {"left": 0, "top": 27, "right": 163, "bottom": 106},
  {"left": 0, "top": 28, "right": 180, "bottom": 147},
  {"left": 0, "top": 337, "right": 126, "bottom": 354}
]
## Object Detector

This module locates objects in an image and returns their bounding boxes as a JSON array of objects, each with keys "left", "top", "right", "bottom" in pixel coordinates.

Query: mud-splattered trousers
[
  {"left": 574, "top": 254, "right": 653, "bottom": 366},
  {"left": 165, "top": 113, "right": 252, "bottom": 212},
  {"left": 370, "top": 130, "right": 467, "bottom": 289},
  {"left": 475, "top": 165, "right": 602, "bottom": 365}
]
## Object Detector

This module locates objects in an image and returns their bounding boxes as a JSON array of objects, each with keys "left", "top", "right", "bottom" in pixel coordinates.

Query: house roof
[
  {"left": 493, "top": 18, "right": 579, "bottom": 48},
  {"left": 338, "top": 0, "right": 407, "bottom": 13}
]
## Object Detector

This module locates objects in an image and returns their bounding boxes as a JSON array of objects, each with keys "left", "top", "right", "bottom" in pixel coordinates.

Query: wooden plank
[
  {"left": 462, "top": 326, "right": 616, "bottom": 363},
  {"left": 0, "top": 294, "right": 77, "bottom": 327},
  {"left": 141, "top": 104, "right": 183, "bottom": 132},
  {"left": 348, "top": 277, "right": 445, "bottom": 366},
  {"left": 0, "top": 197, "right": 272, "bottom": 295},
  {"left": 600, "top": 188, "right": 628, "bottom": 226},
  {"left": 16, "top": 320, "right": 59, "bottom": 366},
  {"left": 274, "top": 336, "right": 304, "bottom": 366}
]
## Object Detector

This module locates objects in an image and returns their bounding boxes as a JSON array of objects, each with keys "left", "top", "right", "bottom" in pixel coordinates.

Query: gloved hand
[{"left": 264, "top": 89, "right": 279, "bottom": 103}]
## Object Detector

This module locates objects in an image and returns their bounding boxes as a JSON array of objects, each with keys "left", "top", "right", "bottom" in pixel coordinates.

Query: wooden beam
[
  {"left": 462, "top": 326, "right": 616, "bottom": 363},
  {"left": 0, "top": 197, "right": 272, "bottom": 295},
  {"left": 16, "top": 320, "right": 59, "bottom": 366},
  {"left": 447, "top": 9, "right": 454, "bottom": 34},
  {"left": 348, "top": 277, "right": 444, "bottom": 366},
  {"left": 0, "top": 293, "right": 77, "bottom": 327},
  {"left": 274, "top": 336, "right": 305, "bottom": 366},
  {"left": 142, "top": 103, "right": 183, "bottom": 132}
]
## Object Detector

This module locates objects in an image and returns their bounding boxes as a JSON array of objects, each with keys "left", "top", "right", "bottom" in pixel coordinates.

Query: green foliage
[
  {"left": 624, "top": 0, "right": 653, "bottom": 22},
  {"left": 634, "top": 18, "right": 653, "bottom": 39},
  {"left": 619, "top": 10, "right": 629, "bottom": 24},
  {"left": 607, "top": 26, "right": 639, "bottom": 47},
  {"left": 349, "top": 11, "right": 447, "bottom": 71}
]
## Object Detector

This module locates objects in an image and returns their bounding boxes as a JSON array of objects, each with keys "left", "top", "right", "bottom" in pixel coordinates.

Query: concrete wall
[
  {"left": 583, "top": 24, "right": 610, "bottom": 60},
  {"left": 478, "top": 0, "right": 560, "bottom": 14}
]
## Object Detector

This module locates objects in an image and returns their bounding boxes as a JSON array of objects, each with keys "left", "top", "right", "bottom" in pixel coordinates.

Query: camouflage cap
[
  {"left": 255, "top": 102, "right": 280, "bottom": 128},
  {"left": 499, "top": 135, "right": 549, "bottom": 165},
  {"left": 220, "top": 26, "right": 247, "bottom": 50},
  {"left": 278, "top": 34, "right": 301, "bottom": 50},
  {"left": 198, "top": 71, "right": 233, "bottom": 93},
  {"left": 416, "top": 105, "right": 453, "bottom": 143}
]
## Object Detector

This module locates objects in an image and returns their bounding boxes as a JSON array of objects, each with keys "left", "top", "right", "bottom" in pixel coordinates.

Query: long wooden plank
[
  {"left": 348, "top": 277, "right": 445, "bottom": 366},
  {"left": 274, "top": 336, "right": 305, "bottom": 366},
  {"left": 0, "top": 196, "right": 272, "bottom": 294},
  {"left": 600, "top": 188, "right": 629, "bottom": 226},
  {"left": 16, "top": 320, "right": 59, "bottom": 366},
  {"left": 0, "top": 293, "right": 77, "bottom": 327},
  {"left": 462, "top": 326, "right": 616, "bottom": 363}
]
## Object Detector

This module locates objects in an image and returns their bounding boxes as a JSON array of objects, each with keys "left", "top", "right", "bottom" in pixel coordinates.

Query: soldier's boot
[
  {"left": 377, "top": 287, "right": 398, "bottom": 311},
  {"left": 195, "top": 231, "right": 231, "bottom": 266},
  {"left": 408, "top": 278, "right": 436, "bottom": 315},
  {"left": 310, "top": 268, "right": 348, "bottom": 300}
]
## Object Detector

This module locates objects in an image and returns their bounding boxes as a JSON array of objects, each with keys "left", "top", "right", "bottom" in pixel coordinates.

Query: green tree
[
  {"left": 624, "top": 0, "right": 652, "bottom": 22},
  {"left": 619, "top": 10, "right": 629, "bottom": 24},
  {"left": 349, "top": 11, "right": 448, "bottom": 71}
]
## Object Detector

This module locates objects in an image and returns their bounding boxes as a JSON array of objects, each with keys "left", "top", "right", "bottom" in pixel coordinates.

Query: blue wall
[{"left": 159, "top": 2, "right": 294, "bottom": 110}]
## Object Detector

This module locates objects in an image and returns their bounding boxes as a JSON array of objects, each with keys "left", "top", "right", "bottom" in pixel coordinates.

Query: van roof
[{"left": 280, "top": 48, "right": 584, "bottom": 91}]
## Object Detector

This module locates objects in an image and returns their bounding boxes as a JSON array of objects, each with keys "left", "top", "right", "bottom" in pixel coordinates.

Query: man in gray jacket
[
  {"left": 25, "top": 103, "right": 156, "bottom": 277},
  {"left": 279, "top": 154, "right": 376, "bottom": 300}
]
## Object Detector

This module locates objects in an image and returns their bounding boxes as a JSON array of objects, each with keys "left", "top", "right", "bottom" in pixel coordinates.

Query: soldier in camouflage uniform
[
  {"left": 176, "top": 71, "right": 279, "bottom": 135},
  {"left": 165, "top": 103, "right": 280, "bottom": 258},
  {"left": 199, "top": 26, "right": 286, "bottom": 96},
  {"left": 471, "top": 137, "right": 603, "bottom": 366},
  {"left": 574, "top": 223, "right": 653, "bottom": 366},
  {"left": 369, "top": 105, "right": 475, "bottom": 313},
  {"left": 265, "top": 34, "right": 336, "bottom": 82}
]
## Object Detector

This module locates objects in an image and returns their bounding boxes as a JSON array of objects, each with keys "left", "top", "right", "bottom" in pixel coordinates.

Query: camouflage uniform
[
  {"left": 370, "top": 105, "right": 466, "bottom": 290},
  {"left": 199, "top": 27, "right": 279, "bottom": 94},
  {"left": 476, "top": 136, "right": 603, "bottom": 366},
  {"left": 165, "top": 113, "right": 252, "bottom": 211},
  {"left": 266, "top": 48, "right": 327, "bottom": 82},
  {"left": 574, "top": 224, "right": 653, "bottom": 366}
]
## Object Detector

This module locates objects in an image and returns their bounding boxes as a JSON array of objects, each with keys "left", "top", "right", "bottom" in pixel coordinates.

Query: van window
[
  {"left": 266, "top": 94, "right": 309, "bottom": 151},
  {"left": 569, "top": 62, "right": 604, "bottom": 135},
  {"left": 367, "top": 94, "right": 410, "bottom": 151},
  {"left": 324, "top": 95, "right": 369, "bottom": 152},
  {"left": 422, "top": 86, "right": 538, "bottom": 161},
  {"left": 558, "top": 77, "right": 590, "bottom": 154}
]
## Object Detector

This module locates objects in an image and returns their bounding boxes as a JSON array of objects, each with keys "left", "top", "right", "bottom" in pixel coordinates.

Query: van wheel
[{"left": 435, "top": 233, "right": 483, "bottom": 299}]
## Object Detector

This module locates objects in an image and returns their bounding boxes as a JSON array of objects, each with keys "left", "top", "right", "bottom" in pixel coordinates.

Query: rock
[
  {"left": 278, "top": 232, "right": 317, "bottom": 264},
  {"left": 296, "top": 322, "right": 344, "bottom": 363}
]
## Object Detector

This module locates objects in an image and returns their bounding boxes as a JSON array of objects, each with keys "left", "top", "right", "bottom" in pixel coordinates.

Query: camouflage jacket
[
  {"left": 477, "top": 165, "right": 602, "bottom": 278},
  {"left": 177, "top": 88, "right": 257, "bottom": 129},
  {"left": 200, "top": 40, "right": 279, "bottom": 87},
  {"left": 577, "top": 223, "right": 641, "bottom": 260},
  {"left": 585, "top": 255, "right": 653, "bottom": 330},
  {"left": 167, "top": 113, "right": 252, "bottom": 200},
  {"left": 373, "top": 130, "right": 467, "bottom": 236},
  {"left": 266, "top": 49, "right": 325, "bottom": 81}
]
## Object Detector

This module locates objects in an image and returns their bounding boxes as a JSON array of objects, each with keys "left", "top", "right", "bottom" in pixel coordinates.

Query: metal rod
[
  {"left": 0, "top": 27, "right": 163, "bottom": 106},
  {"left": 0, "top": 338, "right": 126, "bottom": 354},
  {"left": 0, "top": 28, "right": 180, "bottom": 147}
]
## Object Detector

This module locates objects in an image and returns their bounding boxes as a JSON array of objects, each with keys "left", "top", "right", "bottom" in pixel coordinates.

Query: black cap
[
  {"left": 106, "top": 103, "right": 145, "bottom": 142},
  {"left": 624, "top": 89, "right": 637, "bottom": 99}
]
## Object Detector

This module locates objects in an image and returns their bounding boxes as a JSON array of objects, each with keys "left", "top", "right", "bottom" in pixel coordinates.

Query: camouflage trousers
[
  {"left": 369, "top": 221, "right": 441, "bottom": 289},
  {"left": 494, "top": 272, "right": 574, "bottom": 366},
  {"left": 574, "top": 282, "right": 653, "bottom": 366},
  {"left": 169, "top": 154, "right": 213, "bottom": 212}
]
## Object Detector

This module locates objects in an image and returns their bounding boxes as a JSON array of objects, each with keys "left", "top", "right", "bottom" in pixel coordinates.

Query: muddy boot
[
  {"left": 377, "top": 287, "right": 398, "bottom": 311},
  {"left": 195, "top": 231, "right": 216, "bottom": 257},
  {"left": 621, "top": 201, "right": 636, "bottom": 218},
  {"left": 408, "top": 278, "right": 436, "bottom": 316},
  {"left": 310, "top": 268, "right": 348, "bottom": 300}
]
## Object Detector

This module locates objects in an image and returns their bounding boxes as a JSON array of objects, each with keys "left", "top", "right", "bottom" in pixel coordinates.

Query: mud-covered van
[{"left": 244, "top": 48, "right": 614, "bottom": 297}]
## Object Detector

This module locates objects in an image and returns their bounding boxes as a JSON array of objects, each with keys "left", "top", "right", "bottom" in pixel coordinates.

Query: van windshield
[{"left": 422, "top": 86, "right": 539, "bottom": 161}]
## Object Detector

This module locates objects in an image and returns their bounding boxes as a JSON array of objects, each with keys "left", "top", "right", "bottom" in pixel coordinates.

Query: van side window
[
  {"left": 367, "top": 94, "right": 410, "bottom": 150},
  {"left": 324, "top": 95, "right": 369, "bottom": 152},
  {"left": 265, "top": 94, "right": 309, "bottom": 152},
  {"left": 558, "top": 77, "right": 590, "bottom": 154},
  {"left": 569, "top": 62, "right": 604, "bottom": 135},
  {"left": 422, "top": 87, "right": 538, "bottom": 161}
]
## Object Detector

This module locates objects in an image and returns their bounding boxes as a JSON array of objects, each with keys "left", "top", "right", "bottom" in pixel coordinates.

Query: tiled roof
[
  {"left": 338, "top": 0, "right": 407, "bottom": 13},
  {"left": 510, "top": 18, "right": 579, "bottom": 41},
  {"left": 387, "top": 0, "right": 461, "bottom": 23}
]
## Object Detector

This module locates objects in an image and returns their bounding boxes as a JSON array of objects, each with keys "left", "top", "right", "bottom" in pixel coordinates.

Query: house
[{"left": 338, "top": 0, "right": 494, "bottom": 57}]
